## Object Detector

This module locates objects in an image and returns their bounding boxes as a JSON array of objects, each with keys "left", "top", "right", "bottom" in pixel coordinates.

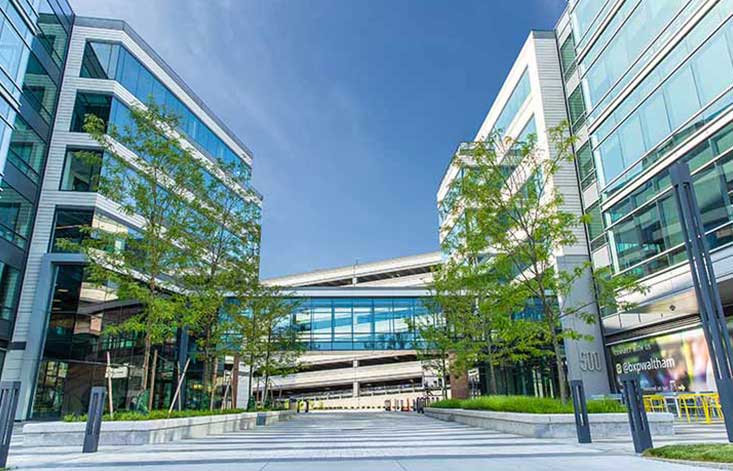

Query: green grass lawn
[
  {"left": 430, "top": 395, "right": 626, "bottom": 414},
  {"left": 644, "top": 444, "right": 733, "bottom": 463}
]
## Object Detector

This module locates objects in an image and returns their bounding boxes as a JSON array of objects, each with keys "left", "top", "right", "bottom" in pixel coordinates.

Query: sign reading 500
[{"left": 579, "top": 351, "right": 603, "bottom": 372}]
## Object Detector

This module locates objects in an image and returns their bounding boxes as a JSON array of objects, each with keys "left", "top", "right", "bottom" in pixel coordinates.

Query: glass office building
[
  {"left": 0, "top": 12, "right": 262, "bottom": 419},
  {"left": 557, "top": 0, "right": 733, "bottom": 392},
  {"left": 0, "top": 1, "right": 73, "bottom": 377}
]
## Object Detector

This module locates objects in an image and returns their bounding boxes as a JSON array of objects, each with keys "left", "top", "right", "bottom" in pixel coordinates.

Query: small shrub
[
  {"left": 428, "top": 395, "right": 625, "bottom": 414},
  {"left": 430, "top": 399, "right": 463, "bottom": 409},
  {"left": 63, "top": 408, "right": 246, "bottom": 422}
]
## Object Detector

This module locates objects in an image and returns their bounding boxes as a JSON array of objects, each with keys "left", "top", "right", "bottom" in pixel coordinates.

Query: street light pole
[{"left": 670, "top": 161, "right": 733, "bottom": 442}]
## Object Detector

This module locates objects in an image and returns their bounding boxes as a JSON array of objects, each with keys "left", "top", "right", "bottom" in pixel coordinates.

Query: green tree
[
  {"left": 408, "top": 298, "right": 454, "bottom": 400},
  {"left": 181, "top": 158, "right": 261, "bottom": 410},
  {"left": 78, "top": 102, "right": 205, "bottom": 407},
  {"left": 231, "top": 283, "right": 303, "bottom": 408},
  {"left": 446, "top": 123, "right": 644, "bottom": 402}
]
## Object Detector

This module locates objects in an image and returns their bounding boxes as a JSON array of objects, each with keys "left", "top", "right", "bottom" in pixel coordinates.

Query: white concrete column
[{"left": 352, "top": 359, "right": 360, "bottom": 398}]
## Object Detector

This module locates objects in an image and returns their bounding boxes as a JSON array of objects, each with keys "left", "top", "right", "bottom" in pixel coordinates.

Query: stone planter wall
[
  {"left": 24, "top": 410, "right": 296, "bottom": 447},
  {"left": 257, "top": 410, "right": 294, "bottom": 426},
  {"left": 424, "top": 407, "right": 674, "bottom": 438}
]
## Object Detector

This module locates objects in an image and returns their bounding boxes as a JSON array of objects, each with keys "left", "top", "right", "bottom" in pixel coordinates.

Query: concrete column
[
  {"left": 352, "top": 359, "right": 359, "bottom": 398},
  {"left": 556, "top": 255, "right": 611, "bottom": 397},
  {"left": 448, "top": 353, "right": 469, "bottom": 399}
]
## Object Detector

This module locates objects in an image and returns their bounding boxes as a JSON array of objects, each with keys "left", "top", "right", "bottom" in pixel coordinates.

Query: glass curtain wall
[
  {"left": 79, "top": 40, "right": 252, "bottom": 186},
  {"left": 290, "top": 297, "right": 429, "bottom": 350}
]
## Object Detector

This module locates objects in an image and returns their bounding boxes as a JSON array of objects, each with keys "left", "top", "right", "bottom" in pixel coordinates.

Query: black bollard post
[
  {"left": 570, "top": 380, "right": 591, "bottom": 443},
  {"left": 83, "top": 387, "right": 107, "bottom": 453},
  {"left": 0, "top": 382, "right": 20, "bottom": 468},
  {"left": 620, "top": 374, "right": 652, "bottom": 453}
]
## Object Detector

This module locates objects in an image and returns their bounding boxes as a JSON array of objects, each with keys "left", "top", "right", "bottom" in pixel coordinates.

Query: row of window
[
  {"left": 69, "top": 93, "right": 261, "bottom": 222},
  {"left": 604, "top": 123, "right": 733, "bottom": 277},
  {"left": 585, "top": 0, "right": 709, "bottom": 127},
  {"left": 289, "top": 297, "right": 429, "bottom": 350},
  {"left": 569, "top": 0, "right": 611, "bottom": 50},
  {"left": 580, "top": 0, "right": 689, "bottom": 112},
  {"left": 80, "top": 41, "right": 252, "bottom": 185},
  {"left": 593, "top": 11, "right": 733, "bottom": 189}
]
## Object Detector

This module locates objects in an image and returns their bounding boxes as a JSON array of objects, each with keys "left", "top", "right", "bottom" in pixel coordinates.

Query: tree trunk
[
  {"left": 247, "top": 353, "right": 255, "bottom": 410},
  {"left": 209, "top": 357, "right": 219, "bottom": 410},
  {"left": 551, "top": 329, "right": 568, "bottom": 403},
  {"left": 262, "top": 328, "right": 273, "bottom": 406},
  {"left": 141, "top": 334, "right": 152, "bottom": 390},
  {"left": 488, "top": 358, "right": 498, "bottom": 396},
  {"left": 441, "top": 353, "right": 448, "bottom": 399},
  {"left": 485, "top": 336, "right": 497, "bottom": 395},
  {"left": 232, "top": 354, "right": 240, "bottom": 408},
  {"left": 148, "top": 348, "right": 158, "bottom": 410}
]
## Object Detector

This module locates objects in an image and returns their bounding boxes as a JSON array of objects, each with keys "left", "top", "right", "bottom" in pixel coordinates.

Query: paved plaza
[{"left": 7, "top": 412, "right": 727, "bottom": 470}]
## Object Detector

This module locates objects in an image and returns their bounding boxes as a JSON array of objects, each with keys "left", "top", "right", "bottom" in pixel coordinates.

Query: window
[
  {"left": 0, "top": 181, "right": 33, "bottom": 249},
  {"left": 560, "top": 34, "right": 577, "bottom": 78},
  {"left": 21, "top": 53, "right": 57, "bottom": 124},
  {"left": 0, "top": 262, "right": 20, "bottom": 321},
  {"left": 586, "top": 203, "right": 603, "bottom": 242},
  {"left": 694, "top": 166, "right": 729, "bottom": 231},
  {"left": 71, "top": 93, "right": 112, "bottom": 132},
  {"left": 598, "top": 134, "right": 622, "bottom": 185},
  {"left": 576, "top": 141, "right": 595, "bottom": 188},
  {"left": 81, "top": 42, "right": 118, "bottom": 80},
  {"left": 568, "top": 87, "right": 586, "bottom": 131},
  {"left": 0, "top": 14, "right": 27, "bottom": 85},
  {"left": 7, "top": 117, "right": 47, "bottom": 183},
  {"left": 51, "top": 209, "right": 94, "bottom": 252},
  {"left": 60, "top": 149, "right": 102, "bottom": 191},
  {"left": 664, "top": 65, "right": 701, "bottom": 128},
  {"left": 693, "top": 32, "right": 733, "bottom": 105},
  {"left": 492, "top": 68, "right": 531, "bottom": 137}
]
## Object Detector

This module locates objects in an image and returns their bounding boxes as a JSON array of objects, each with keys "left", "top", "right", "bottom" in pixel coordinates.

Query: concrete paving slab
[{"left": 8, "top": 412, "right": 729, "bottom": 470}]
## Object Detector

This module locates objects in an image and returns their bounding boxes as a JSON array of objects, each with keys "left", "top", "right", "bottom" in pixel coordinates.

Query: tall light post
[{"left": 670, "top": 161, "right": 733, "bottom": 442}]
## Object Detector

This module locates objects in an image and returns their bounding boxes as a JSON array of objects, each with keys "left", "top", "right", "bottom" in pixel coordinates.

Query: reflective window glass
[
  {"left": 51, "top": 208, "right": 94, "bottom": 252},
  {"left": 71, "top": 93, "right": 112, "bottom": 132},
  {"left": 60, "top": 149, "right": 102, "bottom": 191},
  {"left": 694, "top": 166, "right": 729, "bottom": 231},
  {"left": 492, "top": 68, "right": 531, "bottom": 137},
  {"left": 0, "top": 261, "right": 20, "bottom": 321},
  {"left": 0, "top": 180, "right": 33, "bottom": 248}
]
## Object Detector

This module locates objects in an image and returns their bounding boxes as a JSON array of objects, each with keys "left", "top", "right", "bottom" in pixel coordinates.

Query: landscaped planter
[
  {"left": 23, "top": 410, "right": 295, "bottom": 447},
  {"left": 424, "top": 407, "right": 674, "bottom": 438}
]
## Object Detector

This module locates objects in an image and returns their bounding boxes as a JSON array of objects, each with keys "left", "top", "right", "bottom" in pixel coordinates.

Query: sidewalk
[{"left": 7, "top": 412, "right": 720, "bottom": 470}]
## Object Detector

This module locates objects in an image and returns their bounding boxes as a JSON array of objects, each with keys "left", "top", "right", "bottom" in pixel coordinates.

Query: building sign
[{"left": 609, "top": 324, "right": 733, "bottom": 393}]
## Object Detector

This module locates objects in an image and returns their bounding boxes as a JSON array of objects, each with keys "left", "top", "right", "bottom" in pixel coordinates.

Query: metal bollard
[
  {"left": 0, "top": 382, "right": 20, "bottom": 468},
  {"left": 620, "top": 374, "right": 653, "bottom": 453},
  {"left": 83, "top": 387, "right": 107, "bottom": 453},
  {"left": 570, "top": 380, "right": 591, "bottom": 443}
]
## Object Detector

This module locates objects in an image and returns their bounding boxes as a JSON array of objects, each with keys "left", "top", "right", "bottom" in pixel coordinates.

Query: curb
[{"left": 645, "top": 456, "right": 733, "bottom": 469}]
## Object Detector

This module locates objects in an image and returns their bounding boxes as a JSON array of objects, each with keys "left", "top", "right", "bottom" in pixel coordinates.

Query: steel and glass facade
[
  {"left": 558, "top": 0, "right": 733, "bottom": 392},
  {"left": 290, "top": 295, "right": 430, "bottom": 351},
  {"left": 0, "top": 12, "right": 262, "bottom": 419},
  {"left": 0, "top": 0, "right": 73, "bottom": 379}
]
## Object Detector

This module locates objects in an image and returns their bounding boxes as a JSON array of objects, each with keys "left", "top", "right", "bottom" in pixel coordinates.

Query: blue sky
[{"left": 70, "top": 0, "right": 567, "bottom": 279}]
